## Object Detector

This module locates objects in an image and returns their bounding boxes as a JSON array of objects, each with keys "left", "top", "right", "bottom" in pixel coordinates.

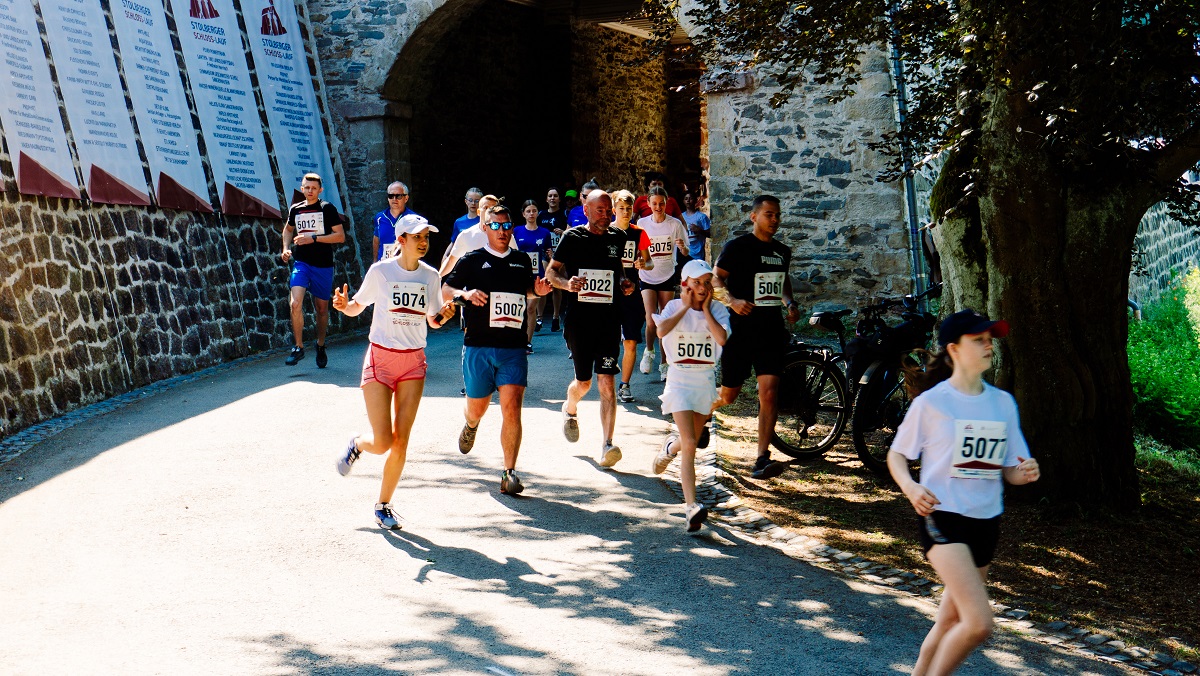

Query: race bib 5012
[
  {"left": 295, "top": 211, "right": 324, "bottom": 236},
  {"left": 950, "top": 419, "right": 1007, "bottom": 480}
]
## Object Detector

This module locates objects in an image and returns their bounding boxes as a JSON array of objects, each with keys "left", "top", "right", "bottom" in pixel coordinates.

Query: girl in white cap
[
  {"left": 649, "top": 259, "right": 731, "bottom": 532},
  {"left": 888, "top": 309, "right": 1040, "bottom": 674},
  {"left": 331, "top": 214, "right": 458, "bottom": 530}
]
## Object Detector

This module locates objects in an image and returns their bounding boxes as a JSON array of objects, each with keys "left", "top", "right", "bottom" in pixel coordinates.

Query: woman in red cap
[{"left": 888, "top": 309, "right": 1040, "bottom": 675}]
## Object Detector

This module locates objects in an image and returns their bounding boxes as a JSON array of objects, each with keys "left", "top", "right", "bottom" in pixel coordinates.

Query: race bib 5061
[
  {"left": 753, "top": 271, "right": 785, "bottom": 306},
  {"left": 577, "top": 269, "right": 614, "bottom": 304},
  {"left": 489, "top": 291, "right": 526, "bottom": 329},
  {"left": 388, "top": 282, "right": 427, "bottom": 327},
  {"left": 950, "top": 419, "right": 1007, "bottom": 480}
]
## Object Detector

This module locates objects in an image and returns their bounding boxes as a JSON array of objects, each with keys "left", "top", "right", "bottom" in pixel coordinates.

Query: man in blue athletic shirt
[{"left": 371, "top": 181, "right": 419, "bottom": 262}]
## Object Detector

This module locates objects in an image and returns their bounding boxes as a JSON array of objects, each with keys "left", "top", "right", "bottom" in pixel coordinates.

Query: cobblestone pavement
[{"left": 0, "top": 327, "right": 1127, "bottom": 674}]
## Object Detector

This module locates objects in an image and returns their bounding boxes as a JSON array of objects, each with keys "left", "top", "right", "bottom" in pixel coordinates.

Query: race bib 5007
[
  {"left": 950, "top": 419, "right": 1007, "bottom": 480},
  {"left": 489, "top": 291, "right": 526, "bottom": 329},
  {"left": 753, "top": 271, "right": 785, "bottom": 307},
  {"left": 388, "top": 282, "right": 427, "bottom": 327},
  {"left": 577, "top": 269, "right": 614, "bottom": 304}
]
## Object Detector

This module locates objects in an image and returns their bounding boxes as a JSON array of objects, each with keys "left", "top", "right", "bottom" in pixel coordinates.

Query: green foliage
[
  {"left": 1135, "top": 434, "right": 1200, "bottom": 479},
  {"left": 1128, "top": 268, "right": 1200, "bottom": 449}
]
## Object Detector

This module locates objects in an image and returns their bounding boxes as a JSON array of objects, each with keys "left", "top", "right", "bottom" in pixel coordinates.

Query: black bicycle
[{"left": 770, "top": 284, "right": 942, "bottom": 468}]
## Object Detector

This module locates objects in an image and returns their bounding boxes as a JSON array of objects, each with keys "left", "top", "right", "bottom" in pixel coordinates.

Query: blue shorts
[
  {"left": 289, "top": 261, "right": 334, "bottom": 301},
  {"left": 463, "top": 346, "right": 528, "bottom": 398}
]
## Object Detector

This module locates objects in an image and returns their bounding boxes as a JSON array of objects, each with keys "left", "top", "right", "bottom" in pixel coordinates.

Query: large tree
[{"left": 650, "top": 0, "right": 1200, "bottom": 506}]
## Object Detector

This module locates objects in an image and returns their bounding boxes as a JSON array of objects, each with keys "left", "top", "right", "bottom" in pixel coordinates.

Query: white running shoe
[
  {"left": 659, "top": 362, "right": 668, "bottom": 382},
  {"left": 639, "top": 348, "right": 655, "bottom": 374},
  {"left": 561, "top": 401, "right": 580, "bottom": 443},
  {"left": 652, "top": 434, "right": 678, "bottom": 474},
  {"left": 685, "top": 503, "right": 709, "bottom": 533},
  {"left": 599, "top": 442, "right": 622, "bottom": 468}
]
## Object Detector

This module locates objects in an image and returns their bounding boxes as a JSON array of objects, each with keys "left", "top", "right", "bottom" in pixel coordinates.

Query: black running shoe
[
  {"left": 285, "top": 346, "right": 304, "bottom": 366},
  {"left": 551, "top": 317, "right": 560, "bottom": 332},
  {"left": 697, "top": 423, "right": 710, "bottom": 449},
  {"left": 750, "top": 455, "right": 787, "bottom": 479},
  {"left": 315, "top": 344, "right": 328, "bottom": 368}
]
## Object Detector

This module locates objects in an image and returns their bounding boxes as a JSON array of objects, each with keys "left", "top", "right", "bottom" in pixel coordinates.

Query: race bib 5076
[{"left": 670, "top": 331, "right": 716, "bottom": 371}]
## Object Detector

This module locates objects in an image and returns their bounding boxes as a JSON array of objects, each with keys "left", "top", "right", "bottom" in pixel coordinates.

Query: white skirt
[{"left": 659, "top": 369, "right": 717, "bottom": 415}]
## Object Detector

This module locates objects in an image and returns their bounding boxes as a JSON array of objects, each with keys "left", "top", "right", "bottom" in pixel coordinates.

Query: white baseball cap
[
  {"left": 396, "top": 214, "right": 438, "bottom": 236},
  {"left": 680, "top": 259, "right": 714, "bottom": 282}
]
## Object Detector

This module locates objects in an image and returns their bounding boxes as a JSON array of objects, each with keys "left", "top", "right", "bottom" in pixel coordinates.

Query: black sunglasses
[
  {"left": 388, "top": 193, "right": 408, "bottom": 199},
  {"left": 487, "top": 221, "right": 515, "bottom": 231}
]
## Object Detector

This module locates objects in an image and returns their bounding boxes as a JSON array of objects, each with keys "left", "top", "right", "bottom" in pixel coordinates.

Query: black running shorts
[
  {"left": 565, "top": 318, "right": 621, "bottom": 381},
  {"left": 917, "top": 511, "right": 1001, "bottom": 568},
  {"left": 720, "top": 326, "right": 788, "bottom": 387}
]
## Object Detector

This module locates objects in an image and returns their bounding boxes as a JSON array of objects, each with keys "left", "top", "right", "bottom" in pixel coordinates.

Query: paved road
[{"left": 0, "top": 326, "right": 1121, "bottom": 675}]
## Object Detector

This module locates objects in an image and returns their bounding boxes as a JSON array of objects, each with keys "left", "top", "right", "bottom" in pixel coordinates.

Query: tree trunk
[{"left": 933, "top": 86, "right": 1144, "bottom": 508}]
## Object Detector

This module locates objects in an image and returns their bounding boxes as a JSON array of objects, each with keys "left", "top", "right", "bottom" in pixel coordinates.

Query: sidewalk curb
[{"left": 654, "top": 425, "right": 1196, "bottom": 675}]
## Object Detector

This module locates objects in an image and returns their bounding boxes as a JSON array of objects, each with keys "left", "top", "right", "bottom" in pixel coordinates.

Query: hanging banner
[
  {"left": 245, "top": 0, "right": 341, "bottom": 212},
  {"left": 169, "top": 0, "right": 281, "bottom": 218},
  {"left": 42, "top": 0, "right": 150, "bottom": 205},
  {"left": 0, "top": 0, "right": 79, "bottom": 198},
  {"left": 111, "top": 0, "right": 212, "bottom": 212}
]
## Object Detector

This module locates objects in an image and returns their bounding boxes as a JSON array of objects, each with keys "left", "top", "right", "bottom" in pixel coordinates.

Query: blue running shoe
[
  {"left": 375, "top": 503, "right": 402, "bottom": 530},
  {"left": 337, "top": 436, "right": 361, "bottom": 476}
]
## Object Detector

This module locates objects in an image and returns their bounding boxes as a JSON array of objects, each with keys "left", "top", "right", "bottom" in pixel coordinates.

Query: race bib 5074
[{"left": 388, "top": 282, "right": 427, "bottom": 327}]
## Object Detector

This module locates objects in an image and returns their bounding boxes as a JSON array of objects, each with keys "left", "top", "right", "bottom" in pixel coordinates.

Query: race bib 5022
[{"left": 577, "top": 269, "right": 614, "bottom": 304}]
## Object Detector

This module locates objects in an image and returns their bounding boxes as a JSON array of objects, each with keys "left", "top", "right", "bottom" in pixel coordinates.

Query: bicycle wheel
[
  {"left": 852, "top": 364, "right": 910, "bottom": 479},
  {"left": 770, "top": 355, "right": 850, "bottom": 459}
]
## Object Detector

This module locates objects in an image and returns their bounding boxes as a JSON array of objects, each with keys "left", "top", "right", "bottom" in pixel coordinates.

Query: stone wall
[
  {"left": 1130, "top": 202, "right": 1200, "bottom": 302},
  {"left": 703, "top": 50, "right": 912, "bottom": 309}
]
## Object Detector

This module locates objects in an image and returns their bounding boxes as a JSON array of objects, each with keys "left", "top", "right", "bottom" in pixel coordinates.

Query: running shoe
[
  {"left": 526, "top": 343, "right": 534, "bottom": 355},
  {"left": 652, "top": 434, "right": 678, "bottom": 474},
  {"left": 500, "top": 469, "right": 524, "bottom": 495},
  {"left": 458, "top": 422, "right": 478, "bottom": 454},
  {"left": 460, "top": 387, "right": 466, "bottom": 397},
  {"left": 599, "top": 442, "right": 622, "bottom": 468},
  {"left": 535, "top": 318, "right": 544, "bottom": 332},
  {"left": 697, "top": 423, "right": 710, "bottom": 449},
  {"left": 659, "top": 362, "right": 668, "bottom": 382},
  {"left": 551, "top": 317, "right": 560, "bottom": 332},
  {"left": 685, "top": 502, "right": 709, "bottom": 533},
  {"left": 561, "top": 402, "right": 579, "bottom": 443},
  {"left": 336, "top": 436, "right": 361, "bottom": 476},
  {"left": 639, "top": 348, "right": 655, "bottom": 374},
  {"left": 751, "top": 454, "right": 787, "bottom": 480},
  {"left": 285, "top": 346, "right": 304, "bottom": 365},
  {"left": 315, "top": 343, "right": 328, "bottom": 368},
  {"left": 375, "top": 502, "right": 403, "bottom": 530},
  {"left": 617, "top": 383, "right": 634, "bottom": 403}
]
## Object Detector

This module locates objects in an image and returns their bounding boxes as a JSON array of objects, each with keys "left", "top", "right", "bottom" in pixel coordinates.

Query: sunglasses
[
  {"left": 487, "top": 222, "right": 515, "bottom": 231},
  {"left": 388, "top": 193, "right": 408, "bottom": 199}
]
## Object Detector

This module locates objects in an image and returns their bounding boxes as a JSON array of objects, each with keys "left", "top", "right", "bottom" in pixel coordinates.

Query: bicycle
[{"left": 770, "top": 283, "right": 943, "bottom": 468}]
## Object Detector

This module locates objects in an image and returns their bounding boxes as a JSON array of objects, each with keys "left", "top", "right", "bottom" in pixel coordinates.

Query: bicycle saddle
[{"left": 809, "top": 309, "right": 852, "bottom": 331}]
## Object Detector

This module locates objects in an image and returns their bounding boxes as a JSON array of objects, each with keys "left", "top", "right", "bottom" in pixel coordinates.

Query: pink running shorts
[{"left": 361, "top": 344, "right": 428, "bottom": 390}]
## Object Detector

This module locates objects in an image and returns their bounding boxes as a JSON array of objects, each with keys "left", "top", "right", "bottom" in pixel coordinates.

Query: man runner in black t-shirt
[
  {"left": 443, "top": 205, "right": 552, "bottom": 494},
  {"left": 545, "top": 190, "right": 637, "bottom": 469},
  {"left": 712, "top": 195, "right": 801, "bottom": 479},
  {"left": 281, "top": 173, "right": 345, "bottom": 367}
]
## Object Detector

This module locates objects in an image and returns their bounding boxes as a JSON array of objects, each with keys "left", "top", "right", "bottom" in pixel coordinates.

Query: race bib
[
  {"left": 489, "top": 291, "right": 526, "bottom": 329},
  {"left": 388, "top": 282, "right": 427, "bottom": 327},
  {"left": 527, "top": 251, "right": 540, "bottom": 274},
  {"left": 950, "top": 420, "right": 1007, "bottom": 480},
  {"left": 622, "top": 240, "right": 637, "bottom": 267},
  {"left": 648, "top": 235, "right": 674, "bottom": 260},
  {"left": 550, "top": 231, "right": 562, "bottom": 249},
  {"left": 294, "top": 211, "right": 324, "bottom": 236},
  {"left": 577, "top": 269, "right": 614, "bottom": 304},
  {"left": 671, "top": 331, "right": 716, "bottom": 371},
  {"left": 753, "top": 271, "right": 785, "bottom": 307},
  {"left": 382, "top": 243, "right": 400, "bottom": 259}
]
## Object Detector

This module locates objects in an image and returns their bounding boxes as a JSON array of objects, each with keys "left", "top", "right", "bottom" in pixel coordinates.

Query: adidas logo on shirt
[{"left": 482, "top": 262, "right": 492, "bottom": 269}]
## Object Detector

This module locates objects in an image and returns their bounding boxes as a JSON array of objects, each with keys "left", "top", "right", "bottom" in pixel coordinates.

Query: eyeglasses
[
  {"left": 487, "top": 222, "right": 515, "bottom": 231},
  {"left": 388, "top": 193, "right": 408, "bottom": 199}
]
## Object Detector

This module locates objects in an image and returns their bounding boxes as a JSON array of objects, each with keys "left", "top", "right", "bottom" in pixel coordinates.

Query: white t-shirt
[
  {"left": 353, "top": 259, "right": 442, "bottom": 350},
  {"left": 653, "top": 298, "right": 732, "bottom": 389},
  {"left": 891, "top": 380, "right": 1029, "bottom": 519},
  {"left": 637, "top": 215, "right": 688, "bottom": 285},
  {"left": 448, "top": 225, "right": 518, "bottom": 260}
]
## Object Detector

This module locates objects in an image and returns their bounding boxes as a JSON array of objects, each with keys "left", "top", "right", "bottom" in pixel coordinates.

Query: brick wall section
[{"left": 1130, "top": 202, "right": 1200, "bottom": 302}]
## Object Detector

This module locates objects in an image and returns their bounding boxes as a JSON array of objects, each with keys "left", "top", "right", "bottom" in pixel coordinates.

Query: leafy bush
[{"left": 1128, "top": 267, "right": 1200, "bottom": 448}]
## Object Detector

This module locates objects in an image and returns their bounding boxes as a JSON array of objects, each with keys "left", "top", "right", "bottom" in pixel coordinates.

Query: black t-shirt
[
  {"left": 538, "top": 209, "right": 567, "bottom": 233},
  {"left": 287, "top": 200, "right": 342, "bottom": 268},
  {"left": 616, "top": 224, "right": 649, "bottom": 284},
  {"left": 552, "top": 225, "right": 626, "bottom": 325},
  {"left": 714, "top": 233, "right": 792, "bottom": 332},
  {"left": 444, "top": 247, "right": 534, "bottom": 349}
]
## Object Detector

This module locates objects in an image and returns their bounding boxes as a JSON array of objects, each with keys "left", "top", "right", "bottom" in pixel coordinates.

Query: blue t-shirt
[
  {"left": 373, "top": 207, "right": 418, "bottom": 261},
  {"left": 567, "top": 205, "right": 588, "bottom": 228},
  {"left": 451, "top": 214, "right": 480, "bottom": 242},
  {"left": 513, "top": 225, "right": 554, "bottom": 277},
  {"left": 683, "top": 210, "right": 711, "bottom": 259}
]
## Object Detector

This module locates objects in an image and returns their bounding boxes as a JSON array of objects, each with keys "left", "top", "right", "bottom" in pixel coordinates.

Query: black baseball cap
[{"left": 937, "top": 309, "right": 1010, "bottom": 347}]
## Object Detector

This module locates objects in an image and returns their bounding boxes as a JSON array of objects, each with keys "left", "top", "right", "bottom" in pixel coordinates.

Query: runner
[
  {"left": 681, "top": 190, "right": 710, "bottom": 261},
  {"left": 545, "top": 190, "right": 637, "bottom": 468},
  {"left": 710, "top": 195, "right": 800, "bottom": 478},
  {"left": 280, "top": 173, "right": 345, "bottom": 368},
  {"left": 371, "top": 181, "right": 418, "bottom": 262},
  {"left": 567, "top": 179, "right": 598, "bottom": 227},
  {"left": 439, "top": 194, "right": 517, "bottom": 277},
  {"left": 633, "top": 172, "right": 683, "bottom": 220},
  {"left": 538, "top": 188, "right": 569, "bottom": 332},
  {"left": 442, "top": 206, "right": 553, "bottom": 494},
  {"left": 514, "top": 200, "right": 554, "bottom": 353},
  {"left": 649, "top": 260, "right": 731, "bottom": 532},
  {"left": 637, "top": 186, "right": 690, "bottom": 382},
  {"left": 450, "top": 187, "right": 483, "bottom": 243},
  {"left": 332, "top": 214, "right": 457, "bottom": 529},
  {"left": 610, "top": 189, "right": 652, "bottom": 403},
  {"left": 888, "top": 309, "right": 1039, "bottom": 675}
]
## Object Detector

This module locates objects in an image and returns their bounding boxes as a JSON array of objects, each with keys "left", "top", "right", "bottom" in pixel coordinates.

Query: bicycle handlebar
[{"left": 860, "top": 282, "right": 943, "bottom": 316}]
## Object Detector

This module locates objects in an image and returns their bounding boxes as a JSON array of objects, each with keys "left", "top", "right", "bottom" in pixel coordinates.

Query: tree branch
[{"left": 1150, "top": 124, "right": 1200, "bottom": 186}]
